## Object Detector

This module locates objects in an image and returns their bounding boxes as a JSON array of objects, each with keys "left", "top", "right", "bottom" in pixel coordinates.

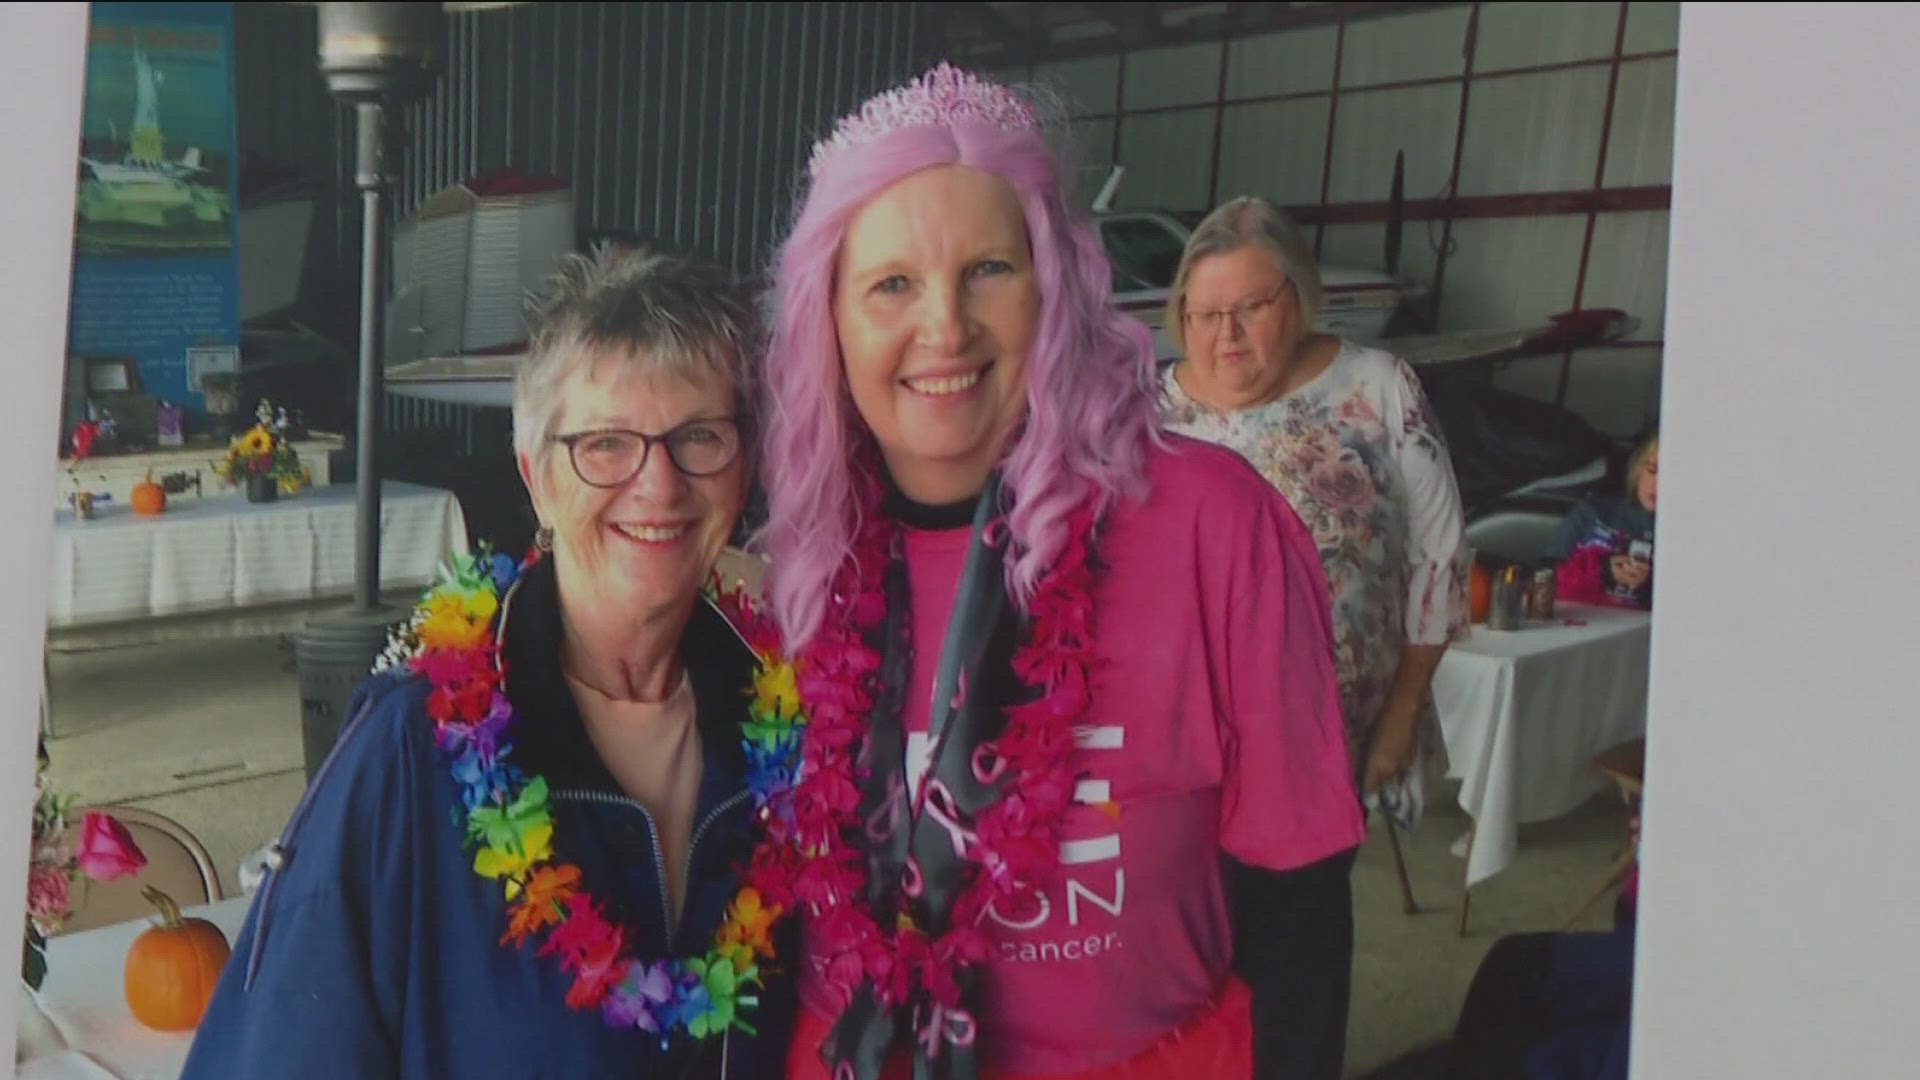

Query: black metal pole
[
  {"left": 298, "top": 1, "right": 438, "bottom": 782},
  {"left": 353, "top": 98, "right": 385, "bottom": 613}
]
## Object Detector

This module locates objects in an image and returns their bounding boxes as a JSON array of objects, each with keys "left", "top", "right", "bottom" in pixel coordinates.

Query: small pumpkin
[
  {"left": 125, "top": 885, "right": 230, "bottom": 1031},
  {"left": 1469, "top": 560, "right": 1493, "bottom": 623},
  {"left": 130, "top": 469, "right": 166, "bottom": 516}
]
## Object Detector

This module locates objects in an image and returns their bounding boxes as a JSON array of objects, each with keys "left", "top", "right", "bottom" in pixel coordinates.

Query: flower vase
[{"left": 245, "top": 473, "right": 278, "bottom": 504}]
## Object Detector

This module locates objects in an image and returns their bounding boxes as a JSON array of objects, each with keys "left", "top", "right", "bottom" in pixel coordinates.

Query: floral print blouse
[{"left": 1161, "top": 340, "right": 1470, "bottom": 824}]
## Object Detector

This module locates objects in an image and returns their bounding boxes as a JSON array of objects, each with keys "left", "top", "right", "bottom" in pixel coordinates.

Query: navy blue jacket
[{"left": 182, "top": 558, "right": 796, "bottom": 1078}]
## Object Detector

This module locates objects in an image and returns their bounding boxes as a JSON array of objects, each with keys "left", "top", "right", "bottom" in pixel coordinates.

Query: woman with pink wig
[{"left": 750, "top": 65, "right": 1365, "bottom": 1080}]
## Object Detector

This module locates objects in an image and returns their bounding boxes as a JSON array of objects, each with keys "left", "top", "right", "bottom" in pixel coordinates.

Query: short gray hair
[
  {"left": 512, "top": 242, "right": 757, "bottom": 462},
  {"left": 1165, "top": 196, "right": 1323, "bottom": 356}
]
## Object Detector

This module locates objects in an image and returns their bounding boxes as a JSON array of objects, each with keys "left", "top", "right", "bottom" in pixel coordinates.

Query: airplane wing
[
  {"left": 385, "top": 351, "right": 522, "bottom": 408},
  {"left": 1383, "top": 309, "right": 1640, "bottom": 369},
  {"left": 382, "top": 310, "right": 1640, "bottom": 409}
]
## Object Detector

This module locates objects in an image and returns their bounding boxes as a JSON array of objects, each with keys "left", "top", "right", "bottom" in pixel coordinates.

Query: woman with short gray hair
[
  {"left": 183, "top": 243, "right": 799, "bottom": 1079},
  {"left": 1160, "top": 195, "right": 1470, "bottom": 1079},
  {"left": 512, "top": 242, "right": 758, "bottom": 463}
]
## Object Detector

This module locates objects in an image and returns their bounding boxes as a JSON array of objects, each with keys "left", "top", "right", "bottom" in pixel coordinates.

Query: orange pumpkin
[
  {"left": 1469, "top": 561, "right": 1493, "bottom": 623},
  {"left": 130, "top": 470, "right": 166, "bottom": 516},
  {"left": 124, "top": 886, "right": 230, "bottom": 1031}
]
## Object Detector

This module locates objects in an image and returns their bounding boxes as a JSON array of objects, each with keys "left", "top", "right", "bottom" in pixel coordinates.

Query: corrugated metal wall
[
  {"left": 239, "top": 2, "right": 924, "bottom": 285},
  {"left": 398, "top": 2, "right": 922, "bottom": 274},
  {"left": 233, "top": 2, "right": 925, "bottom": 544},
  {"left": 387, "top": 2, "right": 920, "bottom": 452},
  {"left": 992, "top": 1, "right": 1678, "bottom": 439}
]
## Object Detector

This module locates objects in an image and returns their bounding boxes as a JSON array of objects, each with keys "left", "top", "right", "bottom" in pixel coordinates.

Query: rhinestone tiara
[{"left": 806, "top": 63, "right": 1039, "bottom": 177}]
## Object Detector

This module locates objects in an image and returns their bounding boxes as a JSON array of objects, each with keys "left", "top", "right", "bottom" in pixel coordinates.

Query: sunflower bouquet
[{"left": 214, "top": 399, "right": 309, "bottom": 495}]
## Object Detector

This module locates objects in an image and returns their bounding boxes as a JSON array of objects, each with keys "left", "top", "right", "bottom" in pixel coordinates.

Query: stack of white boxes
[{"left": 389, "top": 179, "right": 575, "bottom": 366}]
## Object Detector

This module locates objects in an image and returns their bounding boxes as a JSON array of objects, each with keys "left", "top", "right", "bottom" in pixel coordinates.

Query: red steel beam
[{"left": 1287, "top": 183, "right": 1671, "bottom": 225}]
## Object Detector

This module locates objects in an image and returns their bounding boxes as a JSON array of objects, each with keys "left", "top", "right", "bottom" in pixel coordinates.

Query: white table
[
  {"left": 16, "top": 896, "right": 254, "bottom": 1080},
  {"left": 1434, "top": 603, "right": 1653, "bottom": 889},
  {"left": 47, "top": 480, "right": 468, "bottom": 639},
  {"left": 56, "top": 435, "right": 345, "bottom": 512}
]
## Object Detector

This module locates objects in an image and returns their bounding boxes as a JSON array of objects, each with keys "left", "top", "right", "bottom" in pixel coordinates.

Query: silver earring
[{"left": 534, "top": 525, "right": 554, "bottom": 551}]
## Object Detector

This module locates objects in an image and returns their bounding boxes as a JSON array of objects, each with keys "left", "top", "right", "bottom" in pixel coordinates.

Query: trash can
[{"left": 295, "top": 604, "right": 410, "bottom": 782}]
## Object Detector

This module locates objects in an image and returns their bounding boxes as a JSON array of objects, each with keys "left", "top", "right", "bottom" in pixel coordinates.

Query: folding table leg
[
  {"left": 1561, "top": 841, "right": 1638, "bottom": 930},
  {"left": 1457, "top": 821, "right": 1478, "bottom": 937},
  {"left": 40, "top": 652, "right": 53, "bottom": 742}
]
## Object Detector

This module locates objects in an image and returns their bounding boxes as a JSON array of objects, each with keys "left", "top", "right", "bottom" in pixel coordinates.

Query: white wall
[
  {"left": 0, "top": 1, "right": 93, "bottom": 1062},
  {"left": 1633, "top": 3, "right": 1920, "bottom": 1075},
  {"left": 7, "top": 2, "right": 1919, "bottom": 1070}
]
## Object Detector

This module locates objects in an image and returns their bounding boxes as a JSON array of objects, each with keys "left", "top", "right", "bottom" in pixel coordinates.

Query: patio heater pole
[
  {"left": 295, "top": 3, "right": 443, "bottom": 782},
  {"left": 351, "top": 97, "right": 386, "bottom": 612}
]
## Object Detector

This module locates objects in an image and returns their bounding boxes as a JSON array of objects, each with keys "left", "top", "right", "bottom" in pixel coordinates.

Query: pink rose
[
  {"left": 1306, "top": 459, "right": 1376, "bottom": 514},
  {"left": 75, "top": 811, "right": 147, "bottom": 882}
]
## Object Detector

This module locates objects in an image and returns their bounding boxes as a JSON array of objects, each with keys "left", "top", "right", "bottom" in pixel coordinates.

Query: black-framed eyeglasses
[{"left": 547, "top": 417, "right": 742, "bottom": 487}]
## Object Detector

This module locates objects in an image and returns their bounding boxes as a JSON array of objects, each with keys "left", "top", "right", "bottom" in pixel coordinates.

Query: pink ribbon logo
[
  {"left": 915, "top": 1002, "right": 979, "bottom": 1058},
  {"left": 919, "top": 779, "right": 981, "bottom": 862}
]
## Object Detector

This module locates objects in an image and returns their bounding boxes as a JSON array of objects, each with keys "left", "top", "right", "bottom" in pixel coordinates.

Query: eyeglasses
[
  {"left": 1182, "top": 282, "right": 1291, "bottom": 337},
  {"left": 548, "top": 417, "right": 742, "bottom": 487}
]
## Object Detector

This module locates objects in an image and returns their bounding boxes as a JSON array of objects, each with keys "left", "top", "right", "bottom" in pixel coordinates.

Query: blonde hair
[
  {"left": 1165, "top": 195, "right": 1323, "bottom": 356},
  {"left": 1626, "top": 431, "right": 1659, "bottom": 497}
]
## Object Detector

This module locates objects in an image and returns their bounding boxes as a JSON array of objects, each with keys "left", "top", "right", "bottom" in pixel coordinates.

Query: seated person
[{"left": 1552, "top": 431, "right": 1657, "bottom": 609}]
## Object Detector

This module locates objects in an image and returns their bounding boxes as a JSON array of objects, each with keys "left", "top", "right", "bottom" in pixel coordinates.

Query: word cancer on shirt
[{"left": 986, "top": 865, "right": 1126, "bottom": 965}]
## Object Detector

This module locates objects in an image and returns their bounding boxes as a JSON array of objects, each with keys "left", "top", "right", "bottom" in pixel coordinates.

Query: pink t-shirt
[{"left": 798, "top": 436, "right": 1363, "bottom": 1075}]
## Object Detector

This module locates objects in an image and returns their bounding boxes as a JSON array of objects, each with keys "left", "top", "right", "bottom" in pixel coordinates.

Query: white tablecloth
[
  {"left": 16, "top": 896, "right": 254, "bottom": 1080},
  {"left": 47, "top": 481, "right": 468, "bottom": 630},
  {"left": 1434, "top": 603, "right": 1652, "bottom": 887}
]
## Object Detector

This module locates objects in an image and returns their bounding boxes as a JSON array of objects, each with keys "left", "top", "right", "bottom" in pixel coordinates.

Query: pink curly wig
[{"left": 758, "top": 70, "right": 1161, "bottom": 650}]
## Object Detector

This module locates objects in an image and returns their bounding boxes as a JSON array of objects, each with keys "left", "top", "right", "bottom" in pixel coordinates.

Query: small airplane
[
  {"left": 1091, "top": 188, "right": 1407, "bottom": 356},
  {"left": 386, "top": 158, "right": 1635, "bottom": 408},
  {"left": 1086, "top": 163, "right": 1636, "bottom": 371},
  {"left": 81, "top": 142, "right": 208, "bottom": 186}
]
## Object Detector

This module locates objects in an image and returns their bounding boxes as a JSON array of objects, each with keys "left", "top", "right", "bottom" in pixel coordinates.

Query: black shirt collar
[
  {"left": 496, "top": 556, "right": 756, "bottom": 801},
  {"left": 881, "top": 477, "right": 981, "bottom": 532}
]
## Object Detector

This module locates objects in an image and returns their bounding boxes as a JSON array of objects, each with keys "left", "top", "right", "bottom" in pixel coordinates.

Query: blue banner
[{"left": 67, "top": 1, "right": 240, "bottom": 426}]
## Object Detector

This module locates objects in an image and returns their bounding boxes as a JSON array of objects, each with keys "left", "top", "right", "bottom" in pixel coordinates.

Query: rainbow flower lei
[{"left": 375, "top": 544, "right": 805, "bottom": 1043}]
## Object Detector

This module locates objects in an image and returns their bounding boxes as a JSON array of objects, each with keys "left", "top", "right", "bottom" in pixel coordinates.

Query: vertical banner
[{"left": 66, "top": 1, "right": 239, "bottom": 430}]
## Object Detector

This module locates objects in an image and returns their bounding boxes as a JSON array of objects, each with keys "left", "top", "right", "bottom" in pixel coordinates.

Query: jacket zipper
[
  {"left": 683, "top": 789, "right": 751, "bottom": 909},
  {"left": 550, "top": 788, "right": 749, "bottom": 947}
]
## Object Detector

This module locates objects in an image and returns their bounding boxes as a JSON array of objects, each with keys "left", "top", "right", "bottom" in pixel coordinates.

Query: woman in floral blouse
[
  {"left": 1159, "top": 197, "right": 1470, "bottom": 1076},
  {"left": 1162, "top": 197, "right": 1470, "bottom": 820}
]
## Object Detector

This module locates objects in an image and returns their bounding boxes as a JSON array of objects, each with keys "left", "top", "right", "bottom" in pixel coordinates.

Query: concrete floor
[
  {"left": 46, "top": 636, "right": 308, "bottom": 897},
  {"left": 43, "top": 636, "right": 1631, "bottom": 1079}
]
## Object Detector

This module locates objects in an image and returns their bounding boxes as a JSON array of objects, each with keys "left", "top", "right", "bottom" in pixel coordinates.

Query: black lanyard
[{"left": 825, "top": 474, "right": 1020, "bottom": 1080}]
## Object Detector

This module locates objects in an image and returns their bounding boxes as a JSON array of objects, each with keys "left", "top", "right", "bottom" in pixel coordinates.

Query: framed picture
[
  {"left": 85, "top": 357, "right": 136, "bottom": 394},
  {"left": 188, "top": 346, "right": 240, "bottom": 391}
]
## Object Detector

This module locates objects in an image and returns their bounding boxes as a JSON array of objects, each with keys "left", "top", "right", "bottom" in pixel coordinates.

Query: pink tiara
[{"left": 807, "top": 63, "right": 1038, "bottom": 177}]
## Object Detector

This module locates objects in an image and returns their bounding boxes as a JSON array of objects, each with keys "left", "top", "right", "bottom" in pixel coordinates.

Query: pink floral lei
[{"left": 745, "top": 479, "right": 1100, "bottom": 1040}]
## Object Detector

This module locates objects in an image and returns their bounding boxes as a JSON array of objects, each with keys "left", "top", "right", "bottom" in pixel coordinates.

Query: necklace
[
  {"left": 377, "top": 545, "right": 806, "bottom": 1044},
  {"left": 745, "top": 478, "right": 1100, "bottom": 1074}
]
